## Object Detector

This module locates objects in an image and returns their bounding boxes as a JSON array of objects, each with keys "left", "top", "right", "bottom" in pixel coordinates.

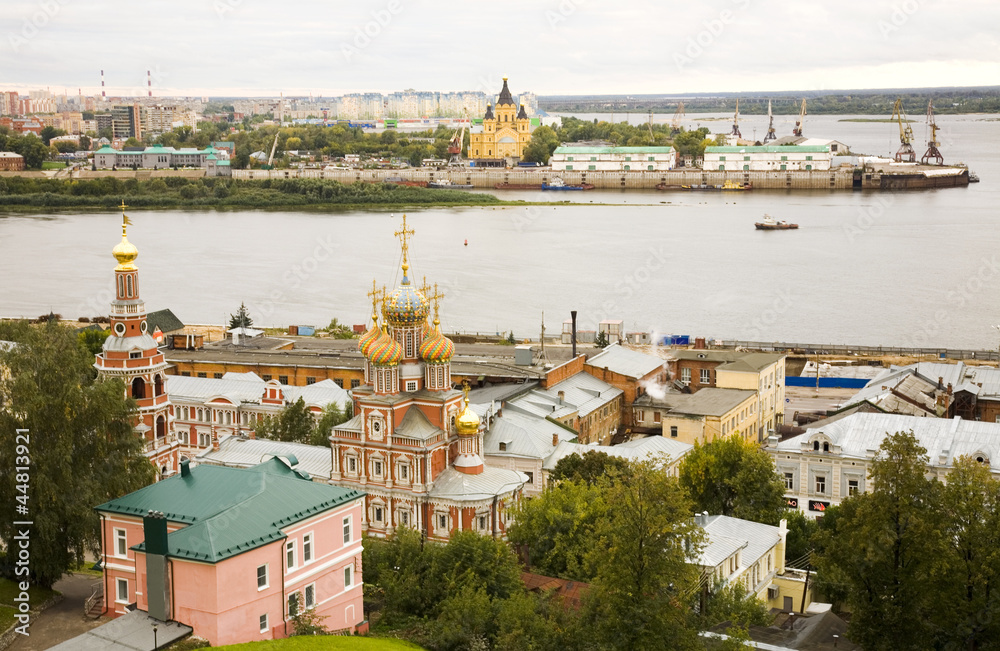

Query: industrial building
[
  {"left": 703, "top": 145, "right": 832, "bottom": 171},
  {"left": 549, "top": 145, "right": 677, "bottom": 171}
]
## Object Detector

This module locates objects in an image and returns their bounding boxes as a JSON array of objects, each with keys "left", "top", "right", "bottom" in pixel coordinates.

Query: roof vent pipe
[{"left": 571, "top": 311, "right": 578, "bottom": 358}]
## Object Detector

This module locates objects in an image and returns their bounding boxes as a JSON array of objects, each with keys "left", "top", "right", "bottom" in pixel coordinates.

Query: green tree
[
  {"left": 39, "top": 126, "right": 66, "bottom": 146},
  {"left": 124, "top": 137, "right": 141, "bottom": 148},
  {"left": 325, "top": 317, "right": 355, "bottom": 339},
  {"left": 77, "top": 328, "right": 110, "bottom": 356},
  {"left": 595, "top": 330, "right": 609, "bottom": 348},
  {"left": 0, "top": 321, "right": 155, "bottom": 588},
  {"left": 549, "top": 450, "right": 632, "bottom": 486},
  {"left": 812, "top": 432, "right": 947, "bottom": 651},
  {"left": 53, "top": 141, "right": 77, "bottom": 154},
  {"left": 782, "top": 509, "right": 818, "bottom": 565},
  {"left": 228, "top": 301, "right": 253, "bottom": 329},
  {"left": 309, "top": 401, "right": 352, "bottom": 446},
  {"left": 10, "top": 134, "right": 49, "bottom": 169},
  {"left": 702, "top": 581, "right": 772, "bottom": 629},
  {"left": 584, "top": 460, "right": 703, "bottom": 650},
  {"left": 678, "top": 435, "right": 786, "bottom": 525},
  {"left": 255, "top": 397, "right": 314, "bottom": 443},
  {"left": 508, "top": 480, "right": 605, "bottom": 581},
  {"left": 522, "top": 125, "right": 561, "bottom": 164},
  {"left": 78, "top": 135, "right": 91, "bottom": 150}
]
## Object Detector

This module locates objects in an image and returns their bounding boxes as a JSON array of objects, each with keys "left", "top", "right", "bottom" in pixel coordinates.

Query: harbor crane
[
  {"left": 763, "top": 99, "right": 777, "bottom": 143},
  {"left": 647, "top": 110, "right": 655, "bottom": 140},
  {"left": 921, "top": 100, "right": 943, "bottom": 165},
  {"left": 448, "top": 114, "right": 467, "bottom": 166},
  {"left": 730, "top": 99, "right": 742, "bottom": 138},
  {"left": 792, "top": 99, "right": 806, "bottom": 137},
  {"left": 261, "top": 132, "right": 279, "bottom": 170},
  {"left": 671, "top": 101, "right": 685, "bottom": 135},
  {"left": 891, "top": 98, "right": 916, "bottom": 162}
]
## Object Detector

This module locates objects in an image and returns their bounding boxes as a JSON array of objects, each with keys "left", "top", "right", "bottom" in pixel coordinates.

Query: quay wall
[{"left": 231, "top": 167, "right": 857, "bottom": 190}]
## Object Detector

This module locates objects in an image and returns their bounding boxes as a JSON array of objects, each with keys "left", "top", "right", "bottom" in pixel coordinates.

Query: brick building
[
  {"left": 584, "top": 343, "right": 667, "bottom": 427},
  {"left": 0, "top": 151, "right": 25, "bottom": 171}
]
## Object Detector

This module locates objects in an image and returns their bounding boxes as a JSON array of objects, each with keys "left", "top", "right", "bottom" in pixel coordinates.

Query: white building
[
  {"left": 93, "top": 144, "right": 227, "bottom": 169},
  {"left": 550, "top": 146, "right": 677, "bottom": 172},
  {"left": 703, "top": 145, "right": 832, "bottom": 172},
  {"left": 770, "top": 413, "right": 1000, "bottom": 518}
]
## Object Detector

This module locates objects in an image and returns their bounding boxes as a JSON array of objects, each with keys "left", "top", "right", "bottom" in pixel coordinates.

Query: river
[{"left": 1, "top": 113, "right": 998, "bottom": 349}]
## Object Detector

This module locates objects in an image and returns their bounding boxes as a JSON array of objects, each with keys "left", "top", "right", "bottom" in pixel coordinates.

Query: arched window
[
  {"left": 813, "top": 440, "right": 819, "bottom": 451},
  {"left": 155, "top": 415, "right": 165, "bottom": 439},
  {"left": 126, "top": 275, "right": 133, "bottom": 298},
  {"left": 154, "top": 375, "right": 163, "bottom": 396},
  {"left": 117, "top": 276, "right": 124, "bottom": 298},
  {"left": 823, "top": 442, "right": 830, "bottom": 452},
  {"left": 131, "top": 377, "right": 146, "bottom": 399}
]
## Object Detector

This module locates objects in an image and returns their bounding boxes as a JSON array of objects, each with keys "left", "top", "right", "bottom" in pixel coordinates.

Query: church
[
  {"left": 468, "top": 78, "right": 534, "bottom": 165},
  {"left": 330, "top": 215, "right": 527, "bottom": 541}
]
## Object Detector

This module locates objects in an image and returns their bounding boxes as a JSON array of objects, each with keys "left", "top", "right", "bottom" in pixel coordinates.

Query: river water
[{"left": 1, "top": 113, "right": 998, "bottom": 349}]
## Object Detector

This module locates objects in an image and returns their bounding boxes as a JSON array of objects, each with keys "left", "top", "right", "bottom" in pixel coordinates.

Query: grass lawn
[
  {"left": 70, "top": 561, "right": 103, "bottom": 578},
  {"left": 0, "top": 605, "right": 17, "bottom": 632},
  {"left": 41, "top": 161, "right": 68, "bottom": 169},
  {"left": 212, "top": 636, "right": 426, "bottom": 650},
  {"left": 0, "top": 578, "right": 57, "bottom": 607}
]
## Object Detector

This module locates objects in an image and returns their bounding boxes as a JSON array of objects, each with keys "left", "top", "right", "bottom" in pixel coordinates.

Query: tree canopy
[
  {"left": 0, "top": 321, "right": 154, "bottom": 588},
  {"left": 228, "top": 301, "right": 253, "bottom": 329}
]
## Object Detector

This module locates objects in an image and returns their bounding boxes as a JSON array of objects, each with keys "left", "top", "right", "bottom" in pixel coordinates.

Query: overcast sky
[{"left": 2, "top": 0, "right": 998, "bottom": 97}]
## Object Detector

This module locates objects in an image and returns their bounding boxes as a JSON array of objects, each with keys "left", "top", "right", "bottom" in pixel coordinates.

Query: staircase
[{"left": 84, "top": 581, "right": 104, "bottom": 619}]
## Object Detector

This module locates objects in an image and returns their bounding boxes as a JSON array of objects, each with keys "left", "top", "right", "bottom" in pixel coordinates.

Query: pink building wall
[{"left": 99, "top": 498, "right": 365, "bottom": 647}]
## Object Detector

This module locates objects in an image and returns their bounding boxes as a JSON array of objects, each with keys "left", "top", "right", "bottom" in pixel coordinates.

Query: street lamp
[
  {"left": 992, "top": 325, "right": 1000, "bottom": 364},
  {"left": 152, "top": 623, "right": 158, "bottom": 650}
]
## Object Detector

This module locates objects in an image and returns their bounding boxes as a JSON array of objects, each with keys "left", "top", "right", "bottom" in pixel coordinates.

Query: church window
[
  {"left": 373, "top": 506, "right": 383, "bottom": 523},
  {"left": 373, "top": 460, "right": 383, "bottom": 477},
  {"left": 347, "top": 457, "right": 357, "bottom": 473},
  {"left": 131, "top": 377, "right": 145, "bottom": 399},
  {"left": 479, "top": 515, "right": 487, "bottom": 530},
  {"left": 130, "top": 351, "right": 141, "bottom": 359},
  {"left": 154, "top": 375, "right": 163, "bottom": 396},
  {"left": 438, "top": 514, "right": 448, "bottom": 530},
  {"left": 126, "top": 275, "right": 133, "bottom": 298},
  {"left": 399, "top": 511, "right": 409, "bottom": 526},
  {"left": 405, "top": 332, "right": 414, "bottom": 357},
  {"left": 118, "top": 276, "right": 124, "bottom": 297}
]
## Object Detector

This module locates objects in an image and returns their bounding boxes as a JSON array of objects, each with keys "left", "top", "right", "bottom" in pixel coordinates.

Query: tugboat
[
  {"left": 721, "top": 179, "right": 752, "bottom": 191},
  {"left": 494, "top": 182, "right": 543, "bottom": 190},
  {"left": 428, "top": 179, "right": 473, "bottom": 189},
  {"left": 755, "top": 214, "right": 799, "bottom": 230},
  {"left": 541, "top": 177, "right": 594, "bottom": 191}
]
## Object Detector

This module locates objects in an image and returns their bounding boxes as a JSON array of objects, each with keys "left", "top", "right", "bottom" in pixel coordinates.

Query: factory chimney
[
  {"left": 147, "top": 70, "right": 152, "bottom": 97},
  {"left": 101, "top": 69, "right": 105, "bottom": 98},
  {"left": 570, "top": 311, "right": 577, "bottom": 358}
]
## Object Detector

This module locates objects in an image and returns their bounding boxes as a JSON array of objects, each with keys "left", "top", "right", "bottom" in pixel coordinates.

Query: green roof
[
  {"left": 553, "top": 146, "right": 675, "bottom": 154},
  {"left": 96, "top": 458, "right": 363, "bottom": 563},
  {"left": 705, "top": 145, "right": 831, "bottom": 153},
  {"left": 94, "top": 146, "right": 116, "bottom": 153}
]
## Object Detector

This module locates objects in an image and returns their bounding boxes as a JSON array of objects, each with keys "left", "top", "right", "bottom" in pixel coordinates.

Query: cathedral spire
[
  {"left": 112, "top": 200, "right": 139, "bottom": 272},
  {"left": 393, "top": 213, "right": 415, "bottom": 281},
  {"left": 496, "top": 77, "right": 515, "bottom": 106}
]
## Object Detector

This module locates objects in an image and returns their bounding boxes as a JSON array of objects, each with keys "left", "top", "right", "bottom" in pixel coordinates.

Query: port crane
[
  {"left": 921, "top": 100, "right": 943, "bottom": 165},
  {"left": 261, "top": 132, "right": 279, "bottom": 170},
  {"left": 671, "top": 101, "right": 685, "bottom": 135},
  {"left": 730, "top": 99, "right": 742, "bottom": 138},
  {"left": 647, "top": 110, "right": 655, "bottom": 140},
  {"left": 792, "top": 99, "right": 806, "bottom": 137},
  {"left": 891, "top": 98, "right": 916, "bottom": 162},
  {"left": 763, "top": 99, "right": 777, "bottom": 143}
]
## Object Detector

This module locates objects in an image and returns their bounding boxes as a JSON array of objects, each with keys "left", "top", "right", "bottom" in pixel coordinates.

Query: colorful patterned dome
[
  {"left": 368, "top": 328, "right": 403, "bottom": 367},
  {"left": 358, "top": 313, "right": 381, "bottom": 356},
  {"left": 383, "top": 272, "right": 430, "bottom": 327},
  {"left": 420, "top": 322, "right": 455, "bottom": 364}
]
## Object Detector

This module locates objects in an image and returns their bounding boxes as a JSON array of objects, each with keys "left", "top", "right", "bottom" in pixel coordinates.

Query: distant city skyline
[{"left": 2, "top": 0, "right": 998, "bottom": 97}]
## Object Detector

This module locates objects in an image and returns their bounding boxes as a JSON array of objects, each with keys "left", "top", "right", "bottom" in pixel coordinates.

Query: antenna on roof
[{"left": 539, "top": 311, "right": 549, "bottom": 365}]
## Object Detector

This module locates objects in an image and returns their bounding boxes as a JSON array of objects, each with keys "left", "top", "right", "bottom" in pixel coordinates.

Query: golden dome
[
  {"left": 455, "top": 387, "right": 480, "bottom": 437},
  {"left": 113, "top": 235, "right": 138, "bottom": 271}
]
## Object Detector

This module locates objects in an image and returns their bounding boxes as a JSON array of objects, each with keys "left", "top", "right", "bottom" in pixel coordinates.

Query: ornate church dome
[
  {"left": 383, "top": 268, "right": 430, "bottom": 327},
  {"left": 358, "top": 309, "right": 381, "bottom": 356},
  {"left": 368, "top": 327, "right": 403, "bottom": 367},
  {"left": 455, "top": 389, "right": 481, "bottom": 437},
  {"left": 419, "top": 320, "right": 455, "bottom": 364},
  {"left": 113, "top": 234, "right": 138, "bottom": 271}
]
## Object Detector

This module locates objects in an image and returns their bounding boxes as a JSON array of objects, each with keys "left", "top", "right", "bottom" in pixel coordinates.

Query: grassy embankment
[
  {"left": 0, "top": 176, "right": 515, "bottom": 211},
  {"left": 0, "top": 577, "right": 59, "bottom": 632}
]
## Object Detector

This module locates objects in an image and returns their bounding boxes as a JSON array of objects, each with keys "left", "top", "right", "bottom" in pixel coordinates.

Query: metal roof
[
  {"left": 635, "top": 388, "right": 756, "bottom": 417},
  {"left": 697, "top": 515, "right": 781, "bottom": 569},
  {"left": 145, "top": 308, "right": 184, "bottom": 334},
  {"left": 542, "top": 435, "right": 692, "bottom": 470},
  {"left": 775, "top": 413, "right": 1000, "bottom": 471},
  {"left": 670, "top": 350, "right": 783, "bottom": 372},
  {"left": 553, "top": 146, "right": 675, "bottom": 155},
  {"left": 484, "top": 411, "right": 576, "bottom": 460},
  {"left": 587, "top": 343, "right": 665, "bottom": 379},
  {"left": 705, "top": 145, "right": 831, "bottom": 153},
  {"left": 96, "top": 458, "right": 363, "bottom": 563},
  {"left": 196, "top": 435, "right": 333, "bottom": 479},
  {"left": 166, "top": 372, "right": 349, "bottom": 409},
  {"left": 428, "top": 466, "right": 526, "bottom": 502},
  {"left": 394, "top": 407, "right": 445, "bottom": 441}
]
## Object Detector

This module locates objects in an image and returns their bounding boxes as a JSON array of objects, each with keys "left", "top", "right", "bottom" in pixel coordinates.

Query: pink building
[{"left": 96, "top": 457, "right": 366, "bottom": 646}]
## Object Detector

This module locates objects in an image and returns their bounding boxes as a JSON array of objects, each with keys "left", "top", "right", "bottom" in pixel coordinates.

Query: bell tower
[{"left": 94, "top": 203, "right": 178, "bottom": 478}]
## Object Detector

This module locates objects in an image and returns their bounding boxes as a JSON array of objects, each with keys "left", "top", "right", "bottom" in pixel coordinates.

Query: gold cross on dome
[
  {"left": 426, "top": 282, "right": 445, "bottom": 324},
  {"left": 119, "top": 200, "right": 133, "bottom": 236},
  {"left": 366, "top": 279, "right": 380, "bottom": 320},
  {"left": 393, "top": 213, "right": 414, "bottom": 270}
]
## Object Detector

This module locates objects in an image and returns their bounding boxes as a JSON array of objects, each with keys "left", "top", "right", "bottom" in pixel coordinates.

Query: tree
[
  {"left": 229, "top": 302, "right": 253, "bottom": 329},
  {"left": 812, "top": 432, "right": 947, "bottom": 651},
  {"left": 595, "top": 331, "right": 609, "bottom": 348},
  {"left": 678, "top": 435, "right": 787, "bottom": 525},
  {"left": 79, "top": 135, "right": 91, "bottom": 150},
  {"left": 508, "top": 480, "right": 605, "bottom": 581},
  {"left": 549, "top": 450, "right": 632, "bottom": 486},
  {"left": 0, "top": 321, "right": 155, "bottom": 588},
  {"left": 255, "top": 397, "right": 315, "bottom": 443},
  {"left": 325, "top": 317, "right": 355, "bottom": 340},
  {"left": 284, "top": 136, "right": 303, "bottom": 151},
  {"left": 522, "top": 125, "right": 560, "bottom": 164},
  {"left": 584, "top": 460, "right": 704, "bottom": 650},
  {"left": 77, "top": 328, "right": 110, "bottom": 356},
  {"left": 309, "top": 401, "right": 352, "bottom": 446},
  {"left": 702, "top": 581, "right": 772, "bottom": 629},
  {"left": 10, "top": 134, "right": 49, "bottom": 169},
  {"left": 39, "top": 126, "right": 66, "bottom": 146},
  {"left": 53, "top": 141, "right": 77, "bottom": 154},
  {"left": 124, "top": 137, "right": 141, "bottom": 148}
]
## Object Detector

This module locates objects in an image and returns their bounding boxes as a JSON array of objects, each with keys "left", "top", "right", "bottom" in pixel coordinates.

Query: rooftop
[
  {"left": 635, "top": 387, "right": 756, "bottom": 417},
  {"left": 705, "top": 145, "right": 832, "bottom": 154},
  {"left": 166, "top": 371, "right": 350, "bottom": 408},
  {"left": 508, "top": 371, "right": 623, "bottom": 420},
  {"left": 586, "top": 343, "right": 665, "bottom": 379},
  {"left": 96, "top": 458, "right": 363, "bottom": 563},
  {"left": 543, "top": 435, "right": 692, "bottom": 470},
  {"left": 553, "top": 146, "right": 675, "bottom": 155},
  {"left": 697, "top": 514, "right": 781, "bottom": 570},
  {"left": 196, "top": 435, "right": 333, "bottom": 479},
  {"left": 670, "top": 349, "right": 784, "bottom": 373}
]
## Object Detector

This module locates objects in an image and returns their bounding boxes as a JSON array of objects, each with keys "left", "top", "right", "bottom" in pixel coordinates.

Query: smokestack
[
  {"left": 570, "top": 311, "right": 577, "bottom": 358},
  {"left": 101, "top": 69, "right": 105, "bottom": 97},
  {"left": 143, "top": 510, "right": 170, "bottom": 621},
  {"left": 147, "top": 70, "right": 151, "bottom": 97}
]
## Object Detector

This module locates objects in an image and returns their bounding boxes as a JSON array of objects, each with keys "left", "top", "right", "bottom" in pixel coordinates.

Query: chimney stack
[
  {"left": 570, "top": 311, "right": 577, "bottom": 358},
  {"left": 552, "top": 432, "right": 559, "bottom": 447},
  {"left": 101, "top": 69, "right": 105, "bottom": 98},
  {"left": 147, "top": 69, "right": 152, "bottom": 97},
  {"left": 143, "top": 510, "right": 170, "bottom": 621},
  {"left": 938, "top": 376, "right": 944, "bottom": 389},
  {"left": 557, "top": 390, "right": 565, "bottom": 405}
]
